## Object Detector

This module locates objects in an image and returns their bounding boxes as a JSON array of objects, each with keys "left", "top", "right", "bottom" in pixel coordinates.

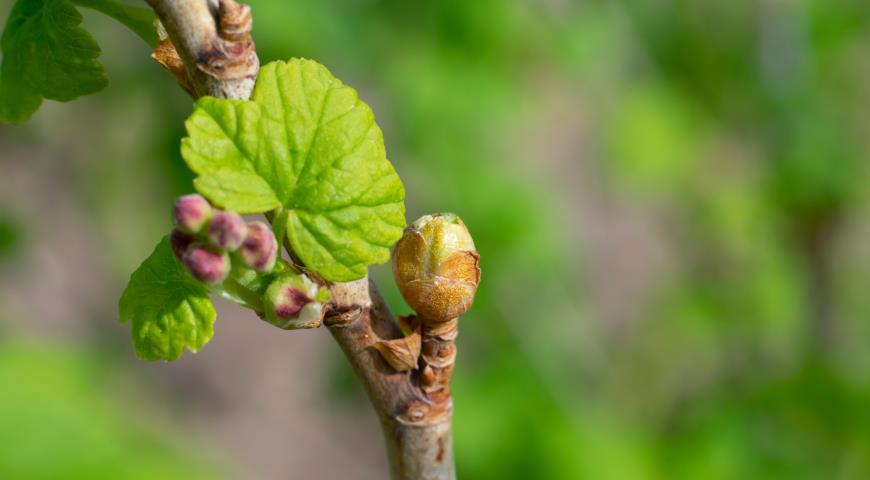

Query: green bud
[
  {"left": 264, "top": 273, "right": 328, "bottom": 329},
  {"left": 392, "top": 213, "right": 480, "bottom": 322}
]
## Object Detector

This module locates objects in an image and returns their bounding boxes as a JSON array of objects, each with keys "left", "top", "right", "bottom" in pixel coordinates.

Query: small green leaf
[
  {"left": 181, "top": 59, "right": 406, "bottom": 282},
  {"left": 0, "top": 0, "right": 157, "bottom": 124},
  {"left": 119, "top": 236, "right": 216, "bottom": 361}
]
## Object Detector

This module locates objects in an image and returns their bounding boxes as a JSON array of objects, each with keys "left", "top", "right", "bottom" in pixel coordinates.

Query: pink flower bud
[
  {"left": 264, "top": 274, "right": 327, "bottom": 329},
  {"left": 173, "top": 194, "right": 212, "bottom": 234},
  {"left": 207, "top": 211, "right": 246, "bottom": 251},
  {"left": 238, "top": 221, "right": 277, "bottom": 272},
  {"left": 170, "top": 229, "right": 195, "bottom": 259},
  {"left": 272, "top": 286, "right": 311, "bottom": 319},
  {"left": 182, "top": 243, "right": 230, "bottom": 285}
]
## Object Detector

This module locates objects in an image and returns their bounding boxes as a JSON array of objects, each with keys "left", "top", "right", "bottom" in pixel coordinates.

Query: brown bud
[
  {"left": 374, "top": 333, "right": 422, "bottom": 372},
  {"left": 392, "top": 213, "right": 480, "bottom": 322},
  {"left": 218, "top": 0, "right": 253, "bottom": 42}
]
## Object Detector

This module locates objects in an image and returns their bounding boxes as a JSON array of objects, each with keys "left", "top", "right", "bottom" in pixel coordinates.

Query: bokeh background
[{"left": 2, "top": 0, "right": 870, "bottom": 478}]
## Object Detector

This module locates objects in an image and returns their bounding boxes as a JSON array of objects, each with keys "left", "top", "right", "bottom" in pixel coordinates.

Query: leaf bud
[
  {"left": 392, "top": 213, "right": 480, "bottom": 323},
  {"left": 207, "top": 211, "right": 246, "bottom": 251},
  {"left": 264, "top": 273, "right": 329, "bottom": 329},
  {"left": 182, "top": 243, "right": 230, "bottom": 285},
  {"left": 173, "top": 194, "right": 212, "bottom": 234},
  {"left": 238, "top": 221, "right": 278, "bottom": 272}
]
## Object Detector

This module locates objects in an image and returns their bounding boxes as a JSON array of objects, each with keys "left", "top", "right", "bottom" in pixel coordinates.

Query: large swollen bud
[{"left": 392, "top": 213, "right": 480, "bottom": 323}]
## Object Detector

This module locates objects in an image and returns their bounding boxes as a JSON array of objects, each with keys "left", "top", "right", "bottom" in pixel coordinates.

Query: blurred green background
[{"left": 2, "top": 0, "right": 870, "bottom": 478}]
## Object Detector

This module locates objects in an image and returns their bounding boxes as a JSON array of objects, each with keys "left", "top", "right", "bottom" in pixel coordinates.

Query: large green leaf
[
  {"left": 119, "top": 236, "right": 216, "bottom": 361},
  {"left": 0, "top": 0, "right": 157, "bottom": 124},
  {"left": 182, "top": 59, "right": 406, "bottom": 282}
]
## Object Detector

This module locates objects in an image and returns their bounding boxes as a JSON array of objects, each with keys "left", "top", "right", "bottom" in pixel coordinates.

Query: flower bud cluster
[{"left": 171, "top": 194, "right": 278, "bottom": 284}]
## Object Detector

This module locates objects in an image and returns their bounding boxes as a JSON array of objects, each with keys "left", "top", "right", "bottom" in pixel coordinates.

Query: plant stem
[
  {"left": 220, "top": 277, "right": 264, "bottom": 312},
  {"left": 146, "top": 1, "right": 457, "bottom": 478}
]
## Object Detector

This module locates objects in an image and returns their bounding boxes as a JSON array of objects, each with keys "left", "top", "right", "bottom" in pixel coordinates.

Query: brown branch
[
  {"left": 146, "top": 0, "right": 257, "bottom": 100},
  {"left": 146, "top": 1, "right": 456, "bottom": 478},
  {"left": 327, "top": 280, "right": 455, "bottom": 480}
]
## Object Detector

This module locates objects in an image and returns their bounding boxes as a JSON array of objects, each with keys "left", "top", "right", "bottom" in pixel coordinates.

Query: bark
[
  {"left": 327, "top": 280, "right": 456, "bottom": 480},
  {"left": 146, "top": 0, "right": 258, "bottom": 100},
  {"left": 145, "top": 1, "right": 456, "bottom": 478},
  {"left": 419, "top": 318, "right": 458, "bottom": 397}
]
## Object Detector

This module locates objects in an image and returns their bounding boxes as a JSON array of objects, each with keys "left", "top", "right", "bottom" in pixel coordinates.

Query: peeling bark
[{"left": 419, "top": 317, "right": 458, "bottom": 396}]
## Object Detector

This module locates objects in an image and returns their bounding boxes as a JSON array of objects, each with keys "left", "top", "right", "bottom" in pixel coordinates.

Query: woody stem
[{"left": 145, "top": 1, "right": 457, "bottom": 478}]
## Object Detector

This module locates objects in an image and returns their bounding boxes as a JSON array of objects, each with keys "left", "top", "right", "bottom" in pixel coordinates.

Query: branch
[
  {"left": 327, "top": 279, "right": 455, "bottom": 480},
  {"left": 146, "top": 0, "right": 257, "bottom": 99},
  {"left": 146, "top": 2, "right": 456, "bottom": 478}
]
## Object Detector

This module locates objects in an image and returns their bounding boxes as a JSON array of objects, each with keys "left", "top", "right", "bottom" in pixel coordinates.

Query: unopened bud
[
  {"left": 264, "top": 274, "right": 329, "bottom": 329},
  {"left": 182, "top": 243, "right": 230, "bottom": 285},
  {"left": 238, "top": 221, "right": 277, "bottom": 272},
  {"left": 170, "top": 229, "right": 195, "bottom": 259},
  {"left": 173, "top": 194, "right": 212, "bottom": 234},
  {"left": 207, "top": 211, "right": 246, "bottom": 251},
  {"left": 392, "top": 213, "right": 480, "bottom": 322}
]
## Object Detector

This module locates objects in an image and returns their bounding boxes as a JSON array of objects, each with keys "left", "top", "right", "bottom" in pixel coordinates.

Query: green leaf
[
  {"left": 181, "top": 59, "right": 406, "bottom": 282},
  {"left": 73, "top": 0, "right": 159, "bottom": 46},
  {"left": 119, "top": 236, "right": 216, "bottom": 361},
  {"left": 0, "top": 0, "right": 157, "bottom": 124},
  {"left": 193, "top": 169, "right": 281, "bottom": 213}
]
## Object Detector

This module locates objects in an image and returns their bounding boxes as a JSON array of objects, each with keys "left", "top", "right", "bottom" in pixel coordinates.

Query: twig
[
  {"left": 145, "top": 1, "right": 456, "bottom": 478},
  {"left": 146, "top": 0, "right": 257, "bottom": 99}
]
